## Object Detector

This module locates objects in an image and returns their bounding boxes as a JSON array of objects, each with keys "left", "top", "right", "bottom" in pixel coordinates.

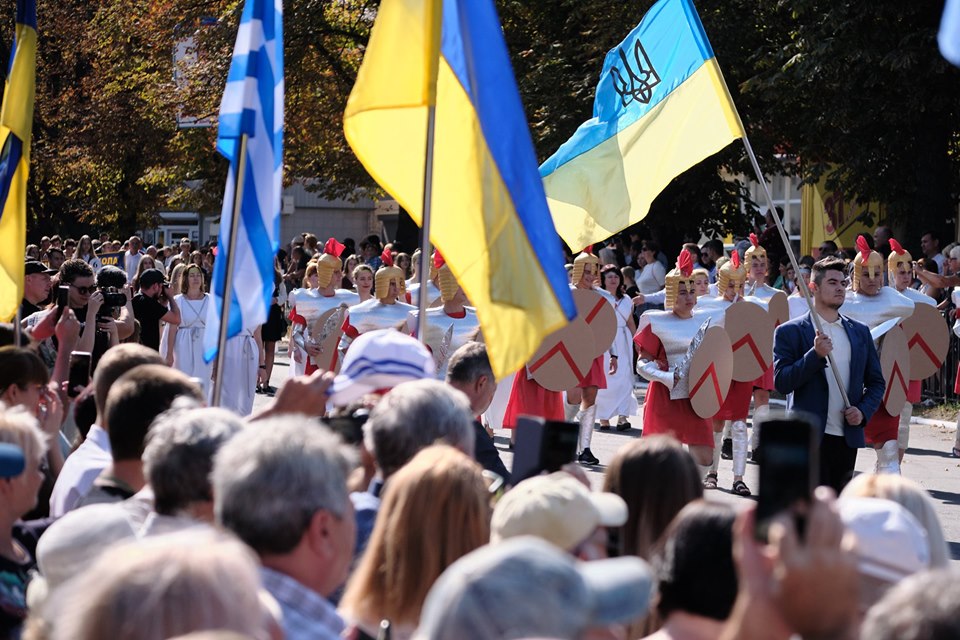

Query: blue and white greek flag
[{"left": 204, "top": 0, "right": 284, "bottom": 363}]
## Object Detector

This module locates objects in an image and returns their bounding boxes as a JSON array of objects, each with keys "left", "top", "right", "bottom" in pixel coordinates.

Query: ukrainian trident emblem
[{"left": 610, "top": 39, "right": 660, "bottom": 108}]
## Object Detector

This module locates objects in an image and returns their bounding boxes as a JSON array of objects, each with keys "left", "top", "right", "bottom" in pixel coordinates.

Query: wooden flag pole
[
  {"left": 211, "top": 133, "right": 248, "bottom": 407},
  {"left": 415, "top": 104, "right": 437, "bottom": 346},
  {"left": 740, "top": 135, "right": 851, "bottom": 408}
]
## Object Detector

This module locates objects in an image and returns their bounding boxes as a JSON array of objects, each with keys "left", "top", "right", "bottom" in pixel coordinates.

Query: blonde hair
[
  {"left": 340, "top": 445, "right": 490, "bottom": 629},
  {"left": 841, "top": 474, "right": 950, "bottom": 567},
  {"left": 47, "top": 530, "right": 267, "bottom": 640},
  {"left": 0, "top": 403, "right": 48, "bottom": 469},
  {"left": 302, "top": 262, "right": 318, "bottom": 289}
]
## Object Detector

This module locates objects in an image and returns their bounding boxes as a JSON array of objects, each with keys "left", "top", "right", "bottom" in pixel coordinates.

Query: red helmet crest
[
  {"left": 677, "top": 249, "right": 693, "bottom": 276},
  {"left": 856, "top": 235, "right": 871, "bottom": 261},
  {"left": 324, "top": 237, "right": 345, "bottom": 258}
]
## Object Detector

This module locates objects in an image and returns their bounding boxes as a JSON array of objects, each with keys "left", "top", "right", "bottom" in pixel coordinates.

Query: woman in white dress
[
  {"left": 168, "top": 264, "right": 213, "bottom": 395},
  {"left": 215, "top": 326, "right": 264, "bottom": 417},
  {"left": 595, "top": 265, "right": 639, "bottom": 430}
]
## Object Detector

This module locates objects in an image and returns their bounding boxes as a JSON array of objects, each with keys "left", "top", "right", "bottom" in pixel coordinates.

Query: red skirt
[
  {"left": 907, "top": 380, "right": 921, "bottom": 404},
  {"left": 578, "top": 355, "right": 607, "bottom": 389},
  {"left": 954, "top": 362, "right": 960, "bottom": 395},
  {"left": 715, "top": 380, "right": 753, "bottom": 421},
  {"left": 503, "top": 372, "right": 565, "bottom": 430},
  {"left": 637, "top": 325, "right": 714, "bottom": 447},
  {"left": 752, "top": 364, "right": 775, "bottom": 391},
  {"left": 865, "top": 407, "right": 899, "bottom": 445}
]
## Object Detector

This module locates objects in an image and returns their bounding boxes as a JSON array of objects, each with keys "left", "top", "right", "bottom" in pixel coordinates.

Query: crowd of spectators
[{"left": 2, "top": 222, "right": 958, "bottom": 639}]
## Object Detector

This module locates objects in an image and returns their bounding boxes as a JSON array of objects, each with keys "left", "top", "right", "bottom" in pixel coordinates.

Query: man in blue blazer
[{"left": 774, "top": 257, "right": 885, "bottom": 492}]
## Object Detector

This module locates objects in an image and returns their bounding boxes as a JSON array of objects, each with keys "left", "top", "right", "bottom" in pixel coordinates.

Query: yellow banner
[{"left": 801, "top": 174, "right": 885, "bottom": 256}]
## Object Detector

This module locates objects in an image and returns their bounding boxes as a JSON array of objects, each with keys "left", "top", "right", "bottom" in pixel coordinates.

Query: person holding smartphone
[
  {"left": 773, "top": 256, "right": 884, "bottom": 493},
  {"left": 132, "top": 269, "right": 181, "bottom": 352}
]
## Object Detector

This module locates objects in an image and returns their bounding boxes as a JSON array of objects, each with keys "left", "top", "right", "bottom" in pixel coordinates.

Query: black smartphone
[
  {"left": 512, "top": 416, "right": 579, "bottom": 482},
  {"left": 55, "top": 285, "right": 69, "bottom": 320},
  {"left": 755, "top": 413, "right": 819, "bottom": 541},
  {"left": 326, "top": 415, "right": 366, "bottom": 446},
  {"left": 67, "top": 351, "right": 92, "bottom": 398}
]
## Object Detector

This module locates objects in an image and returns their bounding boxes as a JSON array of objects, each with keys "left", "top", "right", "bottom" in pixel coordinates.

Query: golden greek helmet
[
  {"left": 716, "top": 250, "right": 747, "bottom": 295},
  {"left": 571, "top": 246, "right": 601, "bottom": 283},
  {"left": 375, "top": 249, "right": 407, "bottom": 301},
  {"left": 853, "top": 234, "right": 883, "bottom": 291},
  {"left": 664, "top": 250, "right": 696, "bottom": 310},
  {"left": 434, "top": 251, "right": 460, "bottom": 302},
  {"left": 315, "top": 238, "right": 345, "bottom": 288},
  {"left": 744, "top": 233, "right": 767, "bottom": 272},
  {"left": 887, "top": 238, "right": 913, "bottom": 280}
]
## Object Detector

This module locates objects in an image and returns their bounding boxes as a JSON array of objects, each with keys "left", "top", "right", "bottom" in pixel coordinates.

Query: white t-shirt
[
  {"left": 819, "top": 315, "right": 851, "bottom": 437},
  {"left": 125, "top": 251, "right": 142, "bottom": 284},
  {"left": 637, "top": 261, "right": 666, "bottom": 294}
]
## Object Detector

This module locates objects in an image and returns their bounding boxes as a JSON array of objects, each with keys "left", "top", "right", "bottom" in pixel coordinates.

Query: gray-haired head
[
  {"left": 212, "top": 416, "right": 356, "bottom": 555},
  {"left": 364, "top": 379, "right": 474, "bottom": 479},
  {"left": 445, "top": 342, "right": 493, "bottom": 386},
  {"left": 860, "top": 568, "right": 960, "bottom": 640},
  {"left": 143, "top": 408, "right": 245, "bottom": 517}
]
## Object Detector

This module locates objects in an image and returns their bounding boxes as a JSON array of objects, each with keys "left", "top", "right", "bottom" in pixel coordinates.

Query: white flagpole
[{"left": 211, "top": 133, "right": 248, "bottom": 407}]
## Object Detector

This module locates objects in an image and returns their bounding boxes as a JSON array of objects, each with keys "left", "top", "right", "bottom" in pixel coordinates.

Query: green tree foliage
[{"left": 8, "top": 0, "right": 960, "bottom": 245}]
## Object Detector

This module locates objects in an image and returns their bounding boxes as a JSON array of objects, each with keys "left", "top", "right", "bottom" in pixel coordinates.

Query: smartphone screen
[
  {"left": 755, "top": 414, "right": 818, "bottom": 541},
  {"left": 67, "top": 351, "right": 92, "bottom": 398},
  {"left": 512, "top": 416, "right": 578, "bottom": 482}
]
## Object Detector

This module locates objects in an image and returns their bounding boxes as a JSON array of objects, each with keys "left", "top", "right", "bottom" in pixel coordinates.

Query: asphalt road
[{"left": 257, "top": 348, "right": 960, "bottom": 562}]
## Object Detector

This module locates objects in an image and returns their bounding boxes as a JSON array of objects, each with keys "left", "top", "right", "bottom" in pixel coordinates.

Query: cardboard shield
[
  {"left": 879, "top": 325, "right": 911, "bottom": 415},
  {"left": 725, "top": 301, "right": 775, "bottom": 382},
  {"left": 768, "top": 291, "right": 790, "bottom": 327},
  {"left": 900, "top": 303, "right": 949, "bottom": 380},
  {"left": 310, "top": 304, "right": 348, "bottom": 373},
  {"left": 574, "top": 289, "right": 617, "bottom": 356},
  {"left": 689, "top": 326, "right": 734, "bottom": 418},
  {"left": 528, "top": 319, "right": 597, "bottom": 392}
]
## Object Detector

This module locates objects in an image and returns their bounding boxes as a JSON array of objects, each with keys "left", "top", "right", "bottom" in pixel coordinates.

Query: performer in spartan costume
[
  {"left": 289, "top": 238, "right": 359, "bottom": 375},
  {"left": 634, "top": 250, "right": 715, "bottom": 474},
  {"left": 744, "top": 233, "right": 779, "bottom": 457},
  {"left": 406, "top": 252, "right": 442, "bottom": 307},
  {"left": 566, "top": 247, "right": 617, "bottom": 466},
  {"left": 406, "top": 251, "right": 480, "bottom": 379},
  {"left": 697, "top": 252, "right": 754, "bottom": 496},
  {"left": 340, "top": 249, "right": 417, "bottom": 354},
  {"left": 840, "top": 235, "right": 914, "bottom": 474},
  {"left": 887, "top": 238, "right": 938, "bottom": 463}
]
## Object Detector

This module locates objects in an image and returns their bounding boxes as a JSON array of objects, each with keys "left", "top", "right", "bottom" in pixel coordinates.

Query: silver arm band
[{"left": 637, "top": 358, "right": 675, "bottom": 390}]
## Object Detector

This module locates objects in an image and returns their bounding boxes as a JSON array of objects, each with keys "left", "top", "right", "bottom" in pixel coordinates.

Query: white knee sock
[
  {"left": 876, "top": 441, "right": 901, "bottom": 475},
  {"left": 732, "top": 420, "right": 748, "bottom": 477},
  {"left": 897, "top": 402, "right": 911, "bottom": 452},
  {"left": 579, "top": 405, "right": 596, "bottom": 451}
]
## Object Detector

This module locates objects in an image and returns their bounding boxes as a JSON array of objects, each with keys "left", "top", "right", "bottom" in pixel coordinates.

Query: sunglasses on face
[{"left": 70, "top": 284, "right": 97, "bottom": 295}]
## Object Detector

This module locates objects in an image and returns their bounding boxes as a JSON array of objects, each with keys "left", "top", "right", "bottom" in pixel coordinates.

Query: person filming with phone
[
  {"left": 773, "top": 257, "right": 884, "bottom": 493},
  {"left": 132, "top": 269, "right": 180, "bottom": 352}
]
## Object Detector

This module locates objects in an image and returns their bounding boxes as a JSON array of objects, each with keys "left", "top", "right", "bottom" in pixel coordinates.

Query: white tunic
[
  {"left": 213, "top": 329, "right": 257, "bottom": 417},
  {"left": 173, "top": 294, "right": 213, "bottom": 395},
  {"left": 596, "top": 295, "right": 639, "bottom": 420}
]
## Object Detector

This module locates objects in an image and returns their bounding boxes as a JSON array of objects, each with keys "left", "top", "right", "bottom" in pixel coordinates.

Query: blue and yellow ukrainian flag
[
  {"left": 0, "top": 0, "right": 37, "bottom": 322},
  {"left": 344, "top": 0, "right": 576, "bottom": 379},
  {"left": 541, "top": 0, "right": 745, "bottom": 252}
]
